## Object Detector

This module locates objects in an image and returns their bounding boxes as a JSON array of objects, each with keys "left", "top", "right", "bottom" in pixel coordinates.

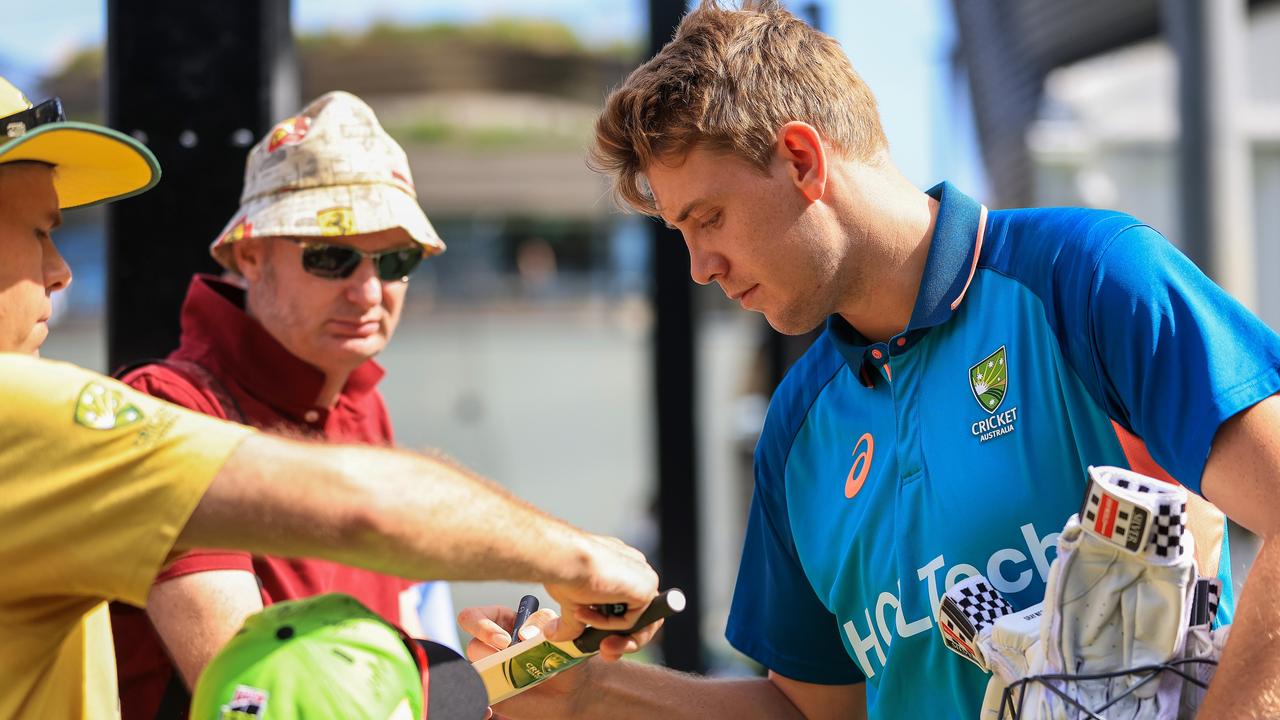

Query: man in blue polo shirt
[
  {"left": 722, "top": 180, "right": 1265, "bottom": 716},
  {"left": 460, "top": 2, "right": 1280, "bottom": 718}
]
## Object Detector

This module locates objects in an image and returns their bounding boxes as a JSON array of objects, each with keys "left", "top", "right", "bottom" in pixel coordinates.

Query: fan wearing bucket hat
[
  {"left": 111, "top": 92, "right": 460, "bottom": 720},
  {"left": 190, "top": 594, "right": 489, "bottom": 720},
  {"left": 0, "top": 75, "right": 659, "bottom": 720}
]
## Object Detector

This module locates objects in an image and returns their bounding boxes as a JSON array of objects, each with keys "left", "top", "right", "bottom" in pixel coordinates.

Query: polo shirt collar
[
  {"left": 828, "top": 181, "right": 988, "bottom": 372},
  {"left": 177, "top": 275, "right": 385, "bottom": 419}
]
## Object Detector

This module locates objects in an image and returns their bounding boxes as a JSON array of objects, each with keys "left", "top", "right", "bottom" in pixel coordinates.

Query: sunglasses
[
  {"left": 279, "top": 237, "right": 425, "bottom": 282},
  {"left": 3, "top": 97, "right": 66, "bottom": 139}
]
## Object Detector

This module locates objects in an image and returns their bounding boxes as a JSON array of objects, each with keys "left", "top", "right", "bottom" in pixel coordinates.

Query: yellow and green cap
[{"left": 0, "top": 75, "right": 159, "bottom": 209}]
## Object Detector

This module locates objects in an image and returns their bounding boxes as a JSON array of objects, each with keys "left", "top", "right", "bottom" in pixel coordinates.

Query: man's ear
[
  {"left": 776, "top": 121, "right": 827, "bottom": 203},
  {"left": 232, "top": 238, "right": 267, "bottom": 283}
]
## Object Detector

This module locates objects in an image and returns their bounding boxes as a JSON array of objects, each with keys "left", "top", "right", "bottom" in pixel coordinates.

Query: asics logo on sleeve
[{"left": 844, "top": 432, "right": 875, "bottom": 499}]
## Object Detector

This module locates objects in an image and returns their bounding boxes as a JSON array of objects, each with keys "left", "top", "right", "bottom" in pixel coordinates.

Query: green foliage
[
  {"left": 58, "top": 46, "right": 103, "bottom": 77},
  {"left": 388, "top": 116, "right": 589, "bottom": 152},
  {"left": 299, "top": 17, "right": 636, "bottom": 60}
]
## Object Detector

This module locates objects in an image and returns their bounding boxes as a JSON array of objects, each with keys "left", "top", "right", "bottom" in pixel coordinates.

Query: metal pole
[
  {"left": 106, "top": 0, "right": 295, "bottom": 370},
  {"left": 1162, "top": 0, "right": 1256, "bottom": 307},
  {"left": 649, "top": 0, "right": 705, "bottom": 674}
]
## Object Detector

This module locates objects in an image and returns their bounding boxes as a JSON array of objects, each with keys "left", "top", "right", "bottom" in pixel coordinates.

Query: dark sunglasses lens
[
  {"left": 2, "top": 97, "right": 65, "bottom": 136},
  {"left": 33, "top": 98, "right": 65, "bottom": 125},
  {"left": 301, "top": 244, "right": 361, "bottom": 278},
  {"left": 375, "top": 246, "right": 424, "bottom": 281}
]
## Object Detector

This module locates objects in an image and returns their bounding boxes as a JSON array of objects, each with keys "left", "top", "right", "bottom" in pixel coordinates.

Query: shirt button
[
  {"left": 871, "top": 349, "right": 883, "bottom": 360},
  {"left": 303, "top": 410, "right": 320, "bottom": 423},
  {"left": 896, "top": 338, "right": 906, "bottom": 347}
]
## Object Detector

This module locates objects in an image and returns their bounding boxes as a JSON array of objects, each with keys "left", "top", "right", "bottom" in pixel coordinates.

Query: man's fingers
[
  {"left": 457, "top": 605, "right": 515, "bottom": 649},
  {"left": 594, "top": 617, "right": 664, "bottom": 661},
  {"left": 548, "top": 612, "right": 586, "bottom": 641},
  {"left": 627, "top": 616, "right": 664, "bottom": 647},
  {"left": 596, "top": 635, "right": 638, "bottom": 662},
  {"left": 516, "top": 607, "right": 559, "bottom": 641},
  {"left": 466, "top": 637, "right": 499, "bottom": 662},
  {"left": 458, "top": 604, "right": 515, "bottom": 630},
  {"left": 573, "top": 605, "right": 639, "bottom": 631}
]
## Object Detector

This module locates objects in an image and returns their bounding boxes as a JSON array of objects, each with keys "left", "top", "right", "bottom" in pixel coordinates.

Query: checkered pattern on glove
[
  {"left": 1079, "top": 466, "right": 1190, "bottom": 562},
  {"left": 1151, "top": 501, "right": 1188, "bottom": 559},
  {"left": 938, "top": 575, "right": 1015, "bottom": 671}
]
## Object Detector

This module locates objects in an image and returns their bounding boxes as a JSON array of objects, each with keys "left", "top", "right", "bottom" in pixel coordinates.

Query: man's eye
[{"left": 701, "top": 212, "right": 721, "bottom": 229}]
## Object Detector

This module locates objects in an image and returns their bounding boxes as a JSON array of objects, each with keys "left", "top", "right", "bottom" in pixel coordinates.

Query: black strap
[{"left": 153, "top": 670, "right": 191, "bottom": 720}]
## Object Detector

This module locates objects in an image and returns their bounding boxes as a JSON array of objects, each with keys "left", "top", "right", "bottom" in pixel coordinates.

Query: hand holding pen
[{"left": 510, "top": 594, "right": 540, "bottom": 644}]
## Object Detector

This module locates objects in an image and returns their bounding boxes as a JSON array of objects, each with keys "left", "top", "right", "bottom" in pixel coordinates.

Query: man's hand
[
  {"left": 458, "top": 605, "right": 607, "bottom": 719},
  {"left": 458, "top": 604, "right": 851, "bottom": 720},
  {"left": 543, "top": 533, "right": 660, "bottom": 641},
  {"left": 460, "top": 601, "right": 659, "bottom": 665}
]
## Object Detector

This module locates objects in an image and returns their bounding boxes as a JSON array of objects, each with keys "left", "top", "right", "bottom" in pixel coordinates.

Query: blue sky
[{"left": 0, "top": 0, "right": 983, "bottom": 192}]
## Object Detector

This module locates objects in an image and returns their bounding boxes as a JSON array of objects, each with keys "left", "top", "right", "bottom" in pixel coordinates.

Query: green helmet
[{"left": 190, "top": 593, "right": 424, "bottom": 720}]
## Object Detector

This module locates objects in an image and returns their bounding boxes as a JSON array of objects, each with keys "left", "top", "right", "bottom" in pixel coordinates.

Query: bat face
[
  {"left": 473, "top": 636, "right": 589, "bottom": 703},
  {"left": 473, "top": 588, "right": 686, "bottom": 705}
]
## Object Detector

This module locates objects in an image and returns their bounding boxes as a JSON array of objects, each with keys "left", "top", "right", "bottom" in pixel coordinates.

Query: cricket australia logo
[
  {"left": 969, "top": 346, "right": 1019, "bottom": 443},
  {"left": 969, "top": 346, "right": 1007, "bottom": 413},
  {"left": 74, "top": 382, "right": 145, "bottom": 430}
]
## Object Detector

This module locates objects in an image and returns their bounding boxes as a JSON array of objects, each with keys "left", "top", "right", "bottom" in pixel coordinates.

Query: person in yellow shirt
[{"left": 0, "top": 77, "right": 661, "bottom": 719}]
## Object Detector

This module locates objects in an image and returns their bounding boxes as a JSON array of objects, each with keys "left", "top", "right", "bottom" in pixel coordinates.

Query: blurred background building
[
  {"left": 953, "top": 0, "right": 1280, "bottom": 329},
  {"left": 1, "top": 0, "right": 1274, "bottom": 677}
]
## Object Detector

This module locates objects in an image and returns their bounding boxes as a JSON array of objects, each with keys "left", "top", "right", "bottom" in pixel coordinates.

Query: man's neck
[
  {"left": 316, "top": 371, "right": 351, "bottom": 409},
  {"left": 832, "top": 165, "right": 939, "bottom": 343}
]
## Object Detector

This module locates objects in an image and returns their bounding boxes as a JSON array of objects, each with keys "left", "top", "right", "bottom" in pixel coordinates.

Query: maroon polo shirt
[{"left": 111, "top": 274, "right": 410, "bottom": 720}]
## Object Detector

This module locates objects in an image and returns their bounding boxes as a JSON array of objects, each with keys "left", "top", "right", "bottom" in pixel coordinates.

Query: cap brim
[
  {"left": 415, "top": 640, "right": 489, "bottom": 720},
  {"left": 0, "top": 121, "right": 160, "bottom": 210}
]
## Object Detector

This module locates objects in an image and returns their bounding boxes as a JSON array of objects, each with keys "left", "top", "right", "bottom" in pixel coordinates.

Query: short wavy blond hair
[{"left": 590, "top": 0, "right": 888, "bottom": 216}]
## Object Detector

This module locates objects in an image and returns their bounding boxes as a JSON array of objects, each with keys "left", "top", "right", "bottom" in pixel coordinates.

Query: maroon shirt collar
[{"left": 174, "top": 275, "right": 385, "bottom": 418}]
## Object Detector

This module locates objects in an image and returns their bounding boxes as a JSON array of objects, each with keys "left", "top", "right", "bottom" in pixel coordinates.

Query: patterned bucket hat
[{"left": 211, "top": 91, "right": 444, "bottom": 273}]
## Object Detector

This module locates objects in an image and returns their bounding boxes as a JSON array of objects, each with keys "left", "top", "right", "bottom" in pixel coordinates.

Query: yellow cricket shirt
[{"left": 0, "top": 354, "right": 254, "bottom": 719}]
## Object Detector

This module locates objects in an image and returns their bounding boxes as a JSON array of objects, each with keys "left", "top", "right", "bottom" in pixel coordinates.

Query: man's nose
[
  {"left": 688, "top": 245, "right": 727, "bottom": 285},
  {"left": 344, "top": 258, "right": 383, "bottom": 307},
  {"left": 44, "top": 239, "right": 72, "bottom": 294}
]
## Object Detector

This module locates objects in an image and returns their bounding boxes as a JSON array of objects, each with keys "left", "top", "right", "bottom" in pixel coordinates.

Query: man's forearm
[
  {"left": 1195, "top": 536, "right": 1280, "bottom": 719},
  {"left": 1197, "top": 395, "right": 1280, "bottom": 718},
  {"left": 147, "top": 570, "right": 264, "bottom": 688},
  {"left": 181, "top": 435, "right": 597, "bottom": 586},
  {"left": 498, "top": 659, "right": 807, "bottom": 720}
]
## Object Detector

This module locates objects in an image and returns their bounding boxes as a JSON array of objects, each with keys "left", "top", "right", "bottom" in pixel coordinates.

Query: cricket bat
[{"left": 473, "top": 588, "right": 686, "bottom": 704}]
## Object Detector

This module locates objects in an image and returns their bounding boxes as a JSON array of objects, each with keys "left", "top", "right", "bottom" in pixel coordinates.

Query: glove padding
[
  {"left": 1178, "top": 579, "right": 1228, "bottom": 719},
  {"left": 1031, "top": 467, "right": 1196, "bottom": 719}
]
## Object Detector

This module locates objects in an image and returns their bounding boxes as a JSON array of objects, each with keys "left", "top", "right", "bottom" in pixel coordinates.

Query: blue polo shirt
[{"left": 725, "top": 182, "right": 1280, "bottom": 718}]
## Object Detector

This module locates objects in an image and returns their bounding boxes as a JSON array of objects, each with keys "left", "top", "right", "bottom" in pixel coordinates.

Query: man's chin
[
  {"left": 764, "top": 311, "right": 825, "bottom": 336},
  {"left": 327, "top": 335, "right": 387, "bottom": 361},
  {"left": 22, "top": 324, "right": 49, "bottom": 356}
]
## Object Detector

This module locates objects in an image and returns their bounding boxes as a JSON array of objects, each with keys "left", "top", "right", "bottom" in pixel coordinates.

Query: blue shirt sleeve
[
  {"left": 1083, "top": 224, "right": 1280, "bottom": 492},
  {"left": 992, "top": 210, "right": 1280, "bottom": 492},
  {"left": 725, "top": 338, "right": 865, "bottom": 685}
]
